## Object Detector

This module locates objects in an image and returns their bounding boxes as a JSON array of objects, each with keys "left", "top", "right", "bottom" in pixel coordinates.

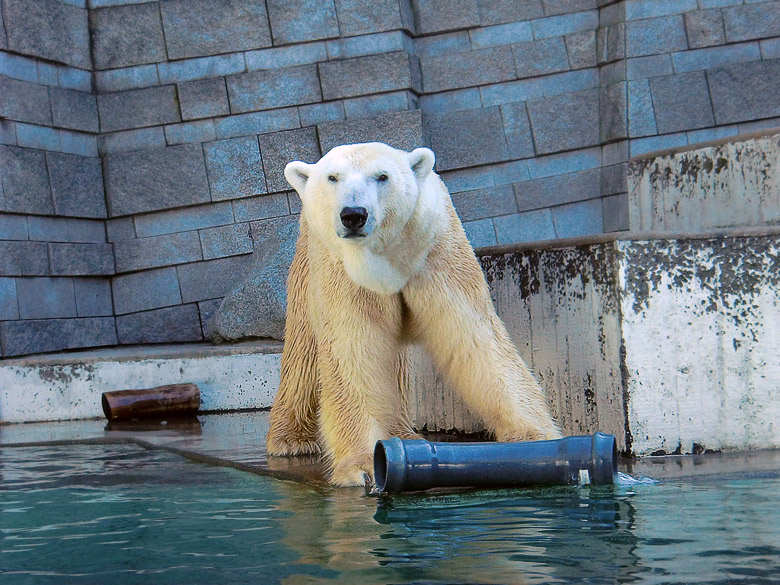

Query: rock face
[{"left": 206, "top": 215, "right": 300, "bottom": 342}]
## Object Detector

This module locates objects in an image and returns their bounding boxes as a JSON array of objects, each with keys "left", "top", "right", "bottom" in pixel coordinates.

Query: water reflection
[{"left": 274, "top": 483, "right": 641, "bottom": 584}]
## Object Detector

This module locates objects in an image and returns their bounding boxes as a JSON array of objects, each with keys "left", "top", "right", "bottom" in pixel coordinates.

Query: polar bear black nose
[{"left": 340, "top": 206, "right": 368, "bottom": 230}]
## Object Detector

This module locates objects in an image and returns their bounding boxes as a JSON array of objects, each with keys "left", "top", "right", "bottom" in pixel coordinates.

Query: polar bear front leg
[
  {"left": 267, "top": 222, "right": 320, "bottom": 457},
  {"left": 403, "top": 242, "right": 561, "bottom": 442}
]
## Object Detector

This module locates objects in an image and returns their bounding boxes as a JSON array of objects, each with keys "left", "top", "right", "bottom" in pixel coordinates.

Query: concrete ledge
[{"left": 0, "top": 341, "right": 282, "bottom": 423}]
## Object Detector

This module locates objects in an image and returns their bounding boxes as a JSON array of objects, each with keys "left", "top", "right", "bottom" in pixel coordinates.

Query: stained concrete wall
[
  {"left": 629, "top": 131, "right": 780, "bottom": 231},
  {"left": 3, "top": 0, "right": 780, "bottom": 357}
]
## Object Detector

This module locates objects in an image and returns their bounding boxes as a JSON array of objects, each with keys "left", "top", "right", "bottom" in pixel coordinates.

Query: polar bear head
[
  {"left": 285, "top": 142, "right": 436, "bottom": 246},
  {"left": 284, "top": 143, "right": 442, "bottom": 293}
]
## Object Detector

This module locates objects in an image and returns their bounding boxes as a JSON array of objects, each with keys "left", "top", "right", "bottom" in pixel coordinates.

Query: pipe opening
[{"left": 373, "top": 441, "right": 388, "bottom": 492}]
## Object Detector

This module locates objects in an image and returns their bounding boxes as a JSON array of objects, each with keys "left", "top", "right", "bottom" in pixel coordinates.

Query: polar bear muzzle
[{"left": 339, "top": 206, "right": 369, "bottom": 237}]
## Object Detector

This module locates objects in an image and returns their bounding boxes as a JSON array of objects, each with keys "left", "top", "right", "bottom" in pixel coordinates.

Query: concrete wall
[{"left": 2, "top": 0, "right": 780, "bottom": 357}]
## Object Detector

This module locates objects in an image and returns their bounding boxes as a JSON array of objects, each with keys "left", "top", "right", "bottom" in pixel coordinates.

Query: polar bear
[{"left": 266, "top": 142, "right": 561, "bottom": 487}]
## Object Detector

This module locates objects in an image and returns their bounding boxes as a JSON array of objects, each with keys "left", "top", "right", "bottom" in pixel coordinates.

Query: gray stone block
[
  {"left": 215, "top": 108, "right": 302, "bottom": 140},
  {"left": 117, "top": 304, "right": 203, "bottom": 344},
  {"left": 411, "top": 0, "right": 479, "bottom": 34},
  {"left": 419, "top": 88, "right": 482, "bottom": 114},
  {"left": 113, "top": 231, "right": 202, "bottom": 273},
  {"left": 299, "top": 101, "right": 346, "bottom": 127},
  {"left": 49, "top": 87, "right": 99, "bottom": 133},
  {"left": 601, "top": 82, "right": 628, "bottom": 143},
  {"left": 206, "top": 214, "right": 299, "bottom": 342},
  {"left": 602, "top": 192, "right": 629, "bottom": 232},
  {"left": 15, "top": 123, "right": 61, "bottom": 151},
  {"left": 494, "top": 209, "right": 556, "bottom": 244},
  {"left": 288, "top": 192, "right": 302, "bottom": 214},
  {"left": 178, "top": 78, "right": 230, "bottom": 121},
  {"left": 112, "top": 267, "right": 182, "bottom": 314},
  {"left": 73, "top": 277, "right": 113, "bottom": 317},
  {"left": 98, "top": 127, "right": 167, "bottom": 154},
  {"left": 413, "top": 31, "right": 470, "bottom": 57},
  {"left": 164, "top": 120, "right": 217, "bottom": 146},
  {"left": 492, "top": 159, "right": 531, "bottom": 186},
  {"left": 90, "top": 2, "right": 166, "bottom": 69},
  {"left": 46, "top": 153, "right": 107, "bottom": 219},
  {"left": 0, "top": 51, "right": 41, "bottom": 83},
  {"left": 199, "top": 223, "right": 252, "bottom": 260},
  {"left": 334, "top": 0, "right": 407, "bottom": 36},
  {"left": 0, "top": 76, "right": 52, "bottom": 126},
  {"left": 134, "top": 202, "right": 234, "bottom": 238},
  {"left": 671, "top": 43, "right": 761, "bottom": 74},
  {"left": 708, "top": 59, "right": 780, "bottom": 125},
  {"left": 723, "top": 2, "right": 780, "bottom": 43},
  {"left": 266, "top": 0, "right": 339, "bottom": 45},
  {"left": 499, "top": 102, "right": 535, "bottom": 160},
  {"left": 98, "top": 85, "right": 180, "bottom": 133},
  {"left": 479, "top": 1, "right": 545, "bottom": 25},
  {"left": 0, "top": 278, "right": 18, "bottom": 321},
  {"left": 425, "top": 107, "right": 510, "bottom": 171},
  {"left": 601, "top": 163, "right": 627, "bottom": 196},
  {"left": 94, "top": 64, "right": 160, "bottom": 94},
  {"left": 650, "top": 71, "right": 715, "bottom": 134},
  {"left": 319, "top": 52, "right": 415, "bottom": 100},
  {"left": 50, "top": 243, "right": 115, "bottom": 276},
  {"left": 512, "top": 37, "right": 570, "bottom": 79},
  {"left": 0, "top": 146, "right": 54, "bottom": 215},
  {"left": 0, "top": 214, "right": 28, "bottom": 240},
  {"left": 3, "top": 0, "right": 90, "bottom": 69},
  {"left": 177, "top": 254, "right": 253, "bottom": 303},
  {"left": 565, "top": 29, "right": 596, "bottom": 69},
  {"left": 233, "top": 193, "right": 291, "bottom": 222},
  {"left": 247, "top": 41, "right": 328, "bottom": 70},
  {"left": 628, "top": 80, "right": 657, "bottom": 138},
  {"left": 157, "top": 53, "right": 246, "bottom": 85},
  {"left": 67, "top": 219, "right": 106, "bottom": 243},
  {"left": 625, "top": 0, "right": 696, "bottom": 20},
  {"left": 0, "top": 119, "right": 15, "bottom": 146},
  {"left": 106, "top": 218, "right": 136, "bottom": 242},
  {"left": 626, "top": 54, "right": 673, "bottom": 80},
  {"left": 626, "top": 15, "right": 688, "bottom": 58},
  {"left": 451, "top": 185, "right": 517, "bottom": 221},
  {"left": 105, "top": 144, "right": 211, "bottom": 216},
  {"left": 0, "top": 5, "right": 6, "bottom": 49},
  {"left": 684, "top": 9, "right": 726, "bottom": 49},
  {"left": 551, "top": 198, "right": 602, "bottom": 238},
  {"left": 438, "top": 166, "right": 494, "bottom": 194},
  {"left": 469, "top": 21, "right": 533, "bottom": 50},
  {"left": 514, "top": 168, "right": 600, "bottom": 211},
  {"left": 761, "top": 37, "right": 780, "bottom": 60},
  {"left": 28, "top": 216, "right": 70, "bottom": 242},
  {"left": 226, "top": 65, "right": 321, "bottom": 114},
  {"left": 160, "top": 0, "right": 271, "bottom": 59},
  {"left": 37, "top": 61, "right": 59, "bottom": 86},
  {"left": 597, "top": 22, "right": 625, "bottom": 65},
  {"left": 527, "top": 88, "right": 600, "bottom": 155},
  {"left": 0, "top": 242, "right": 49, "bottom": 276},
  {"left": 629, "top": 132, "right": 688, "bottom": 158},
  {"left": 462, "top": 218, "right": 497, "bottom": 248},
  {"left": 60, "top": 131, "right": 99, "bottom": 158},
  {"left": 343, "top": 91, "right": 412, "bottom": 120},
  {"left": 318, "top": 109, "right": 423, "bottom": 153},
  {"left": 422, "top": 46, "right": 516, "bottom": 93},
  {"left": 204, "top": 137, "right": 267, "bottom": 201},
  {"left": 531, "top": 10, "right": 598, "bottom": 39},
  {"left": 525, "top": 146, "right": 601, "bottom": 179},
  {"left": 258, "top": 127, "right": 321, "bottom": 192},
  {"left": 0, "top": 317, "right": 117, "bottom": 357},
  {"left": 197, "top": 298, "right": 222, "bottom": 337},
  {"left": 16, "top": 277, "right": 77, "bottom": 319},
  {"left": 543, "top": 0, "right": 596, "bottom": 16},
  {"left": 57, "top": 67, "right": 92, "bottom": 92}
]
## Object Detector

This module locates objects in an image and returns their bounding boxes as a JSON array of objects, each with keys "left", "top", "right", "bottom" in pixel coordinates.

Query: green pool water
[{"left": 1, "top": 444, "right": 779, "bottom": 584}]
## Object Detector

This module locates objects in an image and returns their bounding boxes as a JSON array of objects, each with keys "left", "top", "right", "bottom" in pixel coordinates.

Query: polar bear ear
[
  {"left": 408, "top": 147, "right": 435, "bottom": 181},
  {"left": 284, "top": 161, "right": 313, "bottom": 195}
]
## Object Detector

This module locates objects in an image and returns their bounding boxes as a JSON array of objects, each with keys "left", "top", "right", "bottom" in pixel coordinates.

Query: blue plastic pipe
[{"left": 374, "top": 433, "right": 617, "bottom": 493}]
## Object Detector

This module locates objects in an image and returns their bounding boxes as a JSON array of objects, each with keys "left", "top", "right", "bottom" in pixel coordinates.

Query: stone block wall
[{"left": 2, "top": 0, "right": 780, "bottom": 357}]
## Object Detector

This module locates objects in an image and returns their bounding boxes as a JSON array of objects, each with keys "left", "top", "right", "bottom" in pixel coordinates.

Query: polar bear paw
[
  {"left": 266, "top": 435, "right": 320, "bottom": 457},
  {"left": 330, "top": 459, "right": 374, "bottom": 488}
]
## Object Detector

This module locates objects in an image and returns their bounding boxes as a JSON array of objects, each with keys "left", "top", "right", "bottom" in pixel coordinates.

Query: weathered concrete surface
[
  {"left": 629, "top": 132, "right": 780, "bottom": 232},
  {"left": 619, "top": 236, "right": 780, "bottom": 456},
  {"left": 0, "top": 342, "right": 281, "bottom": 424}
]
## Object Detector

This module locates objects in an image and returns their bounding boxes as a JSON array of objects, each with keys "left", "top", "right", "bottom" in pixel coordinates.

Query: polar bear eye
[
  {"left": 376, "top": 173, "right": 388, "bottom": 183},
  {"left": 327, "top": 175, "right": 338, "bottom": 183}
]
